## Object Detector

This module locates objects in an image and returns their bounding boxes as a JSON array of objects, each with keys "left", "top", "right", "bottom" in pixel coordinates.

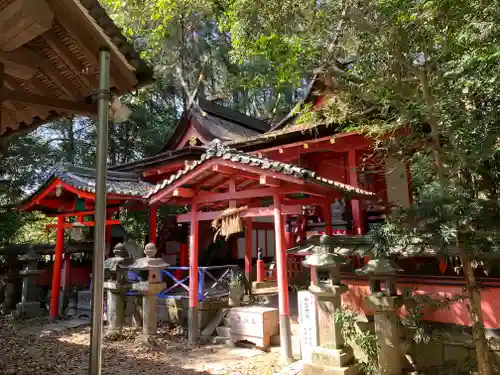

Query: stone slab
[
  {"left": 303, "top": 362, "right": 359, "bottom": 375},
  {"left": 312, "top": 346, "right": 354, "bottom": 368}
]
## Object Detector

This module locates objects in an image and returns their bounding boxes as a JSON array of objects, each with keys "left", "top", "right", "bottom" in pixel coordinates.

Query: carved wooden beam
[{"left": 0, "top": 0, "right": 54, "bottom": 52}]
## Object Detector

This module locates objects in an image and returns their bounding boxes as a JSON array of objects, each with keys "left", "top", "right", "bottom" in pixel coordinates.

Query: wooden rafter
[
  {"left": 42, "top": 29, "right": 96, "bottom": 89},
  {"left": 0, "top": 88, "right": 96, "bottom": 114},
  {"left": 46, "top": 0, "right": 132, "bottom": 92}
]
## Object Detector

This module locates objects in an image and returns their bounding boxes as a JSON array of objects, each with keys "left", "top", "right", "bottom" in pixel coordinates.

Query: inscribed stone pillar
[{"left": 300, "top": 234, "right": 359, "bottom": 375}]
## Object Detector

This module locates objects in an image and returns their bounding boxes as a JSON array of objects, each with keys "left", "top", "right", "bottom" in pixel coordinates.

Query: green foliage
[{"left": 335, "top": 309, "right": 378, "bottom": 375}]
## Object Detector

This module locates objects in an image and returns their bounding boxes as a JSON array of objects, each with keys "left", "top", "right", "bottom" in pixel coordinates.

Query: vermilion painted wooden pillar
[
  {"left": 244, "top": 218, "right": 253, "bottom": 282},
  {"left": 284, "top": 216, "right": 292, "bottom": 250},
  {"left": 348, "top": 149, "right": 363, "bottom": 234},
  {"left": 149, "top": 206, "right": 157, "bottom": 244},
  {"left": 188, "top": 202, "right": 199, "bottom": 346},
  {"left": 273, "top": 194, "right": 293, "bottom": 361},
  {"left": 50, "top": 216, "right": 65, "bottom": 319},
  {"left": 323, "top": 203, "right": 333, "bottom": 236}
]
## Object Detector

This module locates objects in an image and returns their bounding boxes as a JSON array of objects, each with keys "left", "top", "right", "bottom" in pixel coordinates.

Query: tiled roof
[
  {"left": 148, "top": 141, "right": 375, "bottom": 199},
  {"left": 51, "top": 164, "right": 153, "bottom": 197}
]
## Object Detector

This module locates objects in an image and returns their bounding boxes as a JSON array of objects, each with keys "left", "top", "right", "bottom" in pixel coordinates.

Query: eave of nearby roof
[
  {"left": 148, "top": 140, "right": 375, "bottom": 199},
  {"left": 110, "top": 146, "right": 205, "bottom": 173},
  {"left": 21, "top": 163, "right": 152, "bottom": 212},
  {"left": 0, "top": 0, "right": 153, "bottom": 138}
]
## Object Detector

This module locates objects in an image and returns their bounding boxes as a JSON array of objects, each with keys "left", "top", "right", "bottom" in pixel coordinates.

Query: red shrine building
[{"left": 21, "top": 73, "right": 500, "bottom": 345}]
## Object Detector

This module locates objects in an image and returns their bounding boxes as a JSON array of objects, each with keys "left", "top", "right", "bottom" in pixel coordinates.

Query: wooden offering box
[{"left": 227, "top": 306, "right": 279, "bottom": 349}]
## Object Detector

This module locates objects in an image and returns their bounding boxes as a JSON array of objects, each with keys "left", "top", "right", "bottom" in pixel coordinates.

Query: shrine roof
[
  {"left": 160, "top": 98, "right": 269, "bottom": 152},
  {"left": 50, "top": 164, "right": 152, "bottom": 196},
  {"left": 110, "top": 146, "right": 205, "bottom": 173},
  {"left": 21, "top": 164, "right": 152, "bottom": 213},
  {"left": 148, "top": 141, "right": 375, "bottom": 201},
  {"left": 0, "top": 0, "right": 153, "bottom": 138}
]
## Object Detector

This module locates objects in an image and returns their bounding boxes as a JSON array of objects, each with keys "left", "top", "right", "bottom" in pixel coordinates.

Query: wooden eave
[
  {"left": 148, "top": 142, "right": 376, "bottom": 212},
  {"left": 0, "top": 0, "right": 153, "bottom": 138},
  {"left": 109, "top": 146, "right": 205, "bottom": 174}
]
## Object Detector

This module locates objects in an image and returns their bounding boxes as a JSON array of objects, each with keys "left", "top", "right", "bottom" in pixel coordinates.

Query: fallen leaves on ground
[{"left": 0, "top": 316, "right": 286, "bottom": 375}]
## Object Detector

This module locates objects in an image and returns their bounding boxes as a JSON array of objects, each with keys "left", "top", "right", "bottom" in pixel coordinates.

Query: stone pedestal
[
  {"left": 103, "top": 243, "right": 133, "bottom": 335},
  {"left": 304, "top": 284, "right": 358, "bottom": 375},
  {"left": 132, "top": 281, "right": 166, "bottom": 337},
  {"left": 356, "top": 258, "right": 404, "bottom": 375},
  {"left": 366, "top": 296, "right": 403, "bottom": 375},
  {"left": 104, "top": 281, "right": 130, "bottom": 334}
]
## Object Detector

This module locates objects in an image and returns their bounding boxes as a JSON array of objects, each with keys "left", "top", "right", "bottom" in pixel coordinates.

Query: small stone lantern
[
  {"left": 301, "top": 234, "right": 358, "bottom": 375},
  {"left": 104, "top": 243, "right": 133, "bottom": 334},
  {"left": 129, "top": 243, "right": 169, "bottom": 338},
  {"left": 355, "top": 258, "right": 404, "bottom": 375},
  {"left": 1, "top": 254, "right": 22, "bottom": 314},
  {"left": 15, "top": 249, "right": 42, "bottom": 318}
]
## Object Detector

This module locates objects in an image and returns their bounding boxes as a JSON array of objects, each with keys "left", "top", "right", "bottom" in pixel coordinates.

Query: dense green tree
[{"left": 220, "top": 1, "right": 500, "bottom": 373}]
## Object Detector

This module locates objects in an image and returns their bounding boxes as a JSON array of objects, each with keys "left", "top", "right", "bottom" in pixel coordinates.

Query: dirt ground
[{"left": 0, "top": 316, "right": 289, "bottom": 375}]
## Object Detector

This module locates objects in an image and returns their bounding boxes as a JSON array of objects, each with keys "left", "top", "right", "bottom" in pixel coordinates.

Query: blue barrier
[{"left": 127, "top": 265, "right": 238, "bottom": 301}]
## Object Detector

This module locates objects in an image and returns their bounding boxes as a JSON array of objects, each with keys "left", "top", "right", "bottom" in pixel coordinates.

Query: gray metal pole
[{"left": 89, "top": 47, "right": 110, "bottom": 375}]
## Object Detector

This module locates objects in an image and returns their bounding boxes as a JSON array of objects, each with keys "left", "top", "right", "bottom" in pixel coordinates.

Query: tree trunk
[
  {"left": 459, "top": 232, "right": 492, "bottom": 375},
  {"left": 419, "top": 68, "right": 492, "bottom": 375}
]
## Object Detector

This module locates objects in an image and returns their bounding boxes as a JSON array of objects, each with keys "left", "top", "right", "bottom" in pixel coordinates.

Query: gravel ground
[{"left": 0, "top": 316, "right": 288, "bottom": 375}]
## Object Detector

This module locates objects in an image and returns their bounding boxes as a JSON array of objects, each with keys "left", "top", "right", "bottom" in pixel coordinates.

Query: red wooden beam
[
  {"left": 20, "top": 178, "right": 60, "bottom": 211},
  {"left": 45, "top": 219, "right": 121, "bottom": 229},
  {"left": 173, "top": 187, "right": 195, "bottom": 198},
  {"left": 45, "top": 207, "right": 118, "bottom": 217},
  {"left": 176, "top": 205, "right": 301, "bottom": 223},
  {"left": 212, "top": 164, "right": 260, "bottom": 181},
  {"left": 259, "top": 175, "right": 281, "bottom": 187},
  {"left": 149, "top": 160, "right": 217, "bottom": 204},
  {"left": 196, "top": 187, "right": 277, "bottom": 204}
]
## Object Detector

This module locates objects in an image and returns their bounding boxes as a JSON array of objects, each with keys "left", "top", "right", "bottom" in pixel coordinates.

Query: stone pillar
[
  {"left": 301, "top": 234, "right": 358, "bottom": 375},
  {"left": 356, "top": 259, "right": 404, "bottom": 375},
  {"left": 130, "top": 243, "right": 168, "bottom": 339},
  {"left": 367, "top": 296, "right": 403, "bottom": 375},
  {"left": 103, "top": 243, "right": 133, "bottom": 335},
  {"left": 15, "top": 249, "right": 42, "bottom": 318}
]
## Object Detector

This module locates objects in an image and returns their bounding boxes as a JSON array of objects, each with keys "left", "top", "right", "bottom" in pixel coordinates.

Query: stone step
[
  {"left": 201, "top": 308, "right": 229, "bottom": 338},
  {"left": 216, "top": 326, "right": 231, "bottom": 338}
]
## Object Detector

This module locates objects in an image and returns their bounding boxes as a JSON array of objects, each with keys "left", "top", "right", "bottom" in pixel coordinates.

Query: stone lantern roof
[
  {"left": 19, "top": 249, "right": 41, "bottom": 263},
  {"left": 355, "top": 258, "right": 403, "bottom": 277},
  {"left": 104, "top": 243, "right": 133, "bottom": 271},
  {"left": 129, "top": 243, "right": 169, "bottom": 271},
  {"left": 298, "top": 234, "right": 349, "bottom": 268}
]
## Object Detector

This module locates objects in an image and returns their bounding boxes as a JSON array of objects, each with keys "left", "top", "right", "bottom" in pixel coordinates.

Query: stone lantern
[
  {"left": 1, "top": 253, "right": 22, "bottom": 314},
  {"left": 129, "top": 243, "right": 169, "bottom": 338},
  {"left": 15, "top": 249, "right": 42, "bottom": 318},
  {"left": 103, "top": 243, "right": 133, "bottom": 334},
  {"left": 301, "top": 234, "right": 358, "bottom": 375},
  {"left": 355, "top": 258, "right": 404, "bottom": 375}
]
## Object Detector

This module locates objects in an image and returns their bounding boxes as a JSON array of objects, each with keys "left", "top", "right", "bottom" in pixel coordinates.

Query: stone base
[
  {"left": 252, "top": 280, "right": 277, "bottom": 290},
  {"left": 15, "top": 301, "right": 41, "bottom": 318},
  {"left": 303, "top": 362, "right": 359, "bottom": 375},
  {"left": 312, "top": 346, "right": 354, "bottom": 368}
]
